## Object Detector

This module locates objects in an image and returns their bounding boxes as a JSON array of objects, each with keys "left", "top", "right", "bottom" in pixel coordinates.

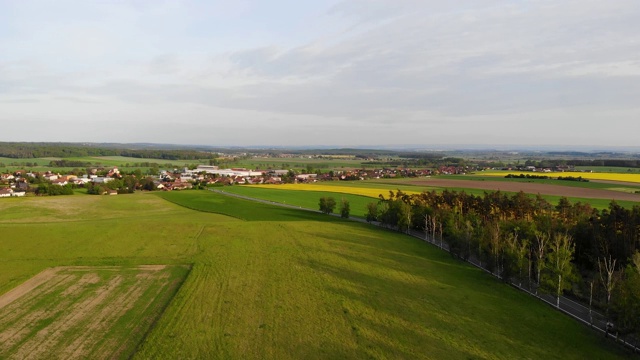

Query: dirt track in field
[{"left": 404, "top": 179, "right": 640, "bottom": 202}]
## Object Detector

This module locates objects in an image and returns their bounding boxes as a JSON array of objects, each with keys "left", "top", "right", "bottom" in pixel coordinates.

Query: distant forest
[
  {"left": 525, "top": 159, "right": 640, "bottom": 169},
  {"left": 0, "top": 143, "right": 211, "bottom": 160}
]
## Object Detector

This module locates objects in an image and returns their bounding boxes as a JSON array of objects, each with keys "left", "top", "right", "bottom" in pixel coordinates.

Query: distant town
[{"left": 1, "top": 159, "right": 593, "bottom": 198}]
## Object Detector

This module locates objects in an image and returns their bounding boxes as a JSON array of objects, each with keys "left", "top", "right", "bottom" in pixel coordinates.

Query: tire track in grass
[
  {"left": 125, "top": 266, "right": 184, "bottom": 357},
  {"left": 133, "top": 264, "right": 205, "bottom": 358},
  {"left": 211, "top": 260, "right": 232, "bottom": 358}
]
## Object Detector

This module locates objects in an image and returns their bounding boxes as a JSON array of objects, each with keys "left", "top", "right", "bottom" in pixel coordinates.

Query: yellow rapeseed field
[
  {"left": 481, "top": 171, "right": 640, "bottom": 184},
  {"left": 245, "top": 183, "right": 421, "bottom": 198}
]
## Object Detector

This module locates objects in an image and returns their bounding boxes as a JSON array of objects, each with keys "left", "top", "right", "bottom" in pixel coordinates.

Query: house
[
  {"left": 107, "top": 167, "right": 120, "bottom": 177},
  {"left": 170, "top": 180, "right": 193, "bottom": 190},
  {"left": 92, "top": 177, "right": 114, "bottom": 184},
  {"left": 0, "top": 189, "right": 12, "bottom": 198},
  {"left": 51, "top": 179, "right": 68, "bottom": 186},
  {"left": 74, "top": 178, "right": 92, "bottom": 186},
  {"left": 296, "top": 174, "right": 317, "bottom": 182}
]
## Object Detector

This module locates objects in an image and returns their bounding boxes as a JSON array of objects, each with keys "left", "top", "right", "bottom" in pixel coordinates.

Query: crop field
[
  {"left": 435, "top": 174, "right": 640, "bottom": 191},
  {"left": 481, "top": 170, "right": 640, "bottom": 184},
  {"left": 0, "top": 265, "right": 188, "bottom": 360},
  {"left": 231, "top": 179, "right": 640, "bottom": 210},
  {"left": 0, "top": 191, "right": 633, "bottom": 359},
  {"left": 573, "top": 166, "right": 640, "bottom": 173}
]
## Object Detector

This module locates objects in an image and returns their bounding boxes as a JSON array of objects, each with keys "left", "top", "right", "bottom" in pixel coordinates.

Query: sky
[{"left": 1, "top": 0, "right": 639, "bottom": 148}]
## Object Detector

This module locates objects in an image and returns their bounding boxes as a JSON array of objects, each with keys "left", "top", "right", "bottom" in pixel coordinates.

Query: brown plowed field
[{"left": 405, "top": 179, "right": 640, "bottom": 202}]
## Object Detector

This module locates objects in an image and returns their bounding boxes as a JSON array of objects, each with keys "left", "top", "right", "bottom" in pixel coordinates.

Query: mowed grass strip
[
  {"left": 0, "top": 265, "right": 189, "bottom": 360},
  {"left": 135, "top": 191, "right": 629, "bottom": 359}
]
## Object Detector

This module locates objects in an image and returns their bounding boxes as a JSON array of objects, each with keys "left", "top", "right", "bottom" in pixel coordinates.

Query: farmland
[
  {"left": 0, "top": 265, "right": 188, "bottom": 360},
  {"left": 227, "top": 176, "right": 640, "bottom": 212},
  {"left": 481, "top": 170, "right": 640, "bottom": 184},
  {"left": 0, "top": 191, "right": 633, "bottom": 358}
]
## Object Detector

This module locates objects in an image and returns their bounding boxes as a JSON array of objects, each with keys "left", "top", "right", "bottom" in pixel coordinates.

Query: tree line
[
  {"left": 0, "top": 142, "right": 210, "bottom": 160},
  {"left": 524, "top": 159, "right": 640, "bottom": 169},
  {"left": 367, "top": 189, "right": 640, "bottom": 339}
]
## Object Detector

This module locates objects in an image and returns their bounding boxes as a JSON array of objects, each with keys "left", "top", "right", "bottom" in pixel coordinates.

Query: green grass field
[
  {"left": 0, "top": 191, "right": 633, "bottom": 359},
  {"left": 217, "top": 186, "right": 376, "bottom": 219}
]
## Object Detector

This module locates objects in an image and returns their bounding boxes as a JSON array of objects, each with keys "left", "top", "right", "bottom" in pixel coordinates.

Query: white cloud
[{"left": 0, "top": 0, "right": 639, "bottom": 146}]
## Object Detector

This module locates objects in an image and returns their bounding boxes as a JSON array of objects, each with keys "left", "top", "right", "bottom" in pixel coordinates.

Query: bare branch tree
[{"left": 598, "top": 255, "right": 617, "bottom": 317}]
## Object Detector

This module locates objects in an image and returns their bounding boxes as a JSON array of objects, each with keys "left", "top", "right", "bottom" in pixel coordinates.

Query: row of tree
[
  {"left": 524, "top": 158, "right": 640, "bottom": 169},
  {"left": 35, "top": 183, "right": 74, "bottom": 196},
  {"left": 0, "top": 142, "right": 211, "bottom": 160},
  {"left": 366, "top": 189, "right": 640, "bottom": 338},
  {"left": 319, "top": 197, "right": 350, "bottom": 218}
]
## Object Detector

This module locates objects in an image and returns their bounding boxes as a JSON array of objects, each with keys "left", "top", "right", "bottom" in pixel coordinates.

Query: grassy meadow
[{"left": 0, "top": 191, "right": 633, "bottom": 359}]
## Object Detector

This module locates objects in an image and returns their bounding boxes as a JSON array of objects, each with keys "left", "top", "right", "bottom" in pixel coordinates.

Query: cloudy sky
[{"left": 1, "top": 0, "right": 639, "bottom": 148}]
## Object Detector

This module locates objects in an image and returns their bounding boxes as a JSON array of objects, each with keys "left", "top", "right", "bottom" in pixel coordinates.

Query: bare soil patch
[
  {"left": 0, "top": 265, "right": 188, "bottom": 360},
  {"left": 406, "top": 179, "right": 640, "bottom": 202}
]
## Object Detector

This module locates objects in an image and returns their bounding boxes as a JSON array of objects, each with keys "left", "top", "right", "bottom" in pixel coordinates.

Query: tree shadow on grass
[
  {"left": 300, "top": 255, "right": 607, "bottom": 359},
  {"left": 300, "top": 258, "right": 503, "bottom": 359},
  {"left": 157, "top": 190, "right": 354, "bottom": 222}
]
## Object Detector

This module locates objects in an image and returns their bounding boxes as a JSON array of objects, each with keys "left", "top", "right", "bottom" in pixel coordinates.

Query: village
[
  {"left": 0, "top": 163, "right": 459, "bottom": 197},
  {"left": 0, "top": 160, "right": 584, "bottom": 198}
]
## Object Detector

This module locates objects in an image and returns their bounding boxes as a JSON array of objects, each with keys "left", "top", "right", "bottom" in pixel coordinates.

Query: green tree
[
  {"left": 365, "top": 202, "right": 378, "bottom": 222},
  {"left": 611, "top": 258, "right": 640, "bottom": 339},
  {"left": 534, "top": 230, "right": 550, "bottom": 288},
  {"left": 544, "top": 232, "right": 576, "bottom": 308},
  {"left": 340, "top": 199, "right": 350, "bottom": 218},
  {"left": 319, "top": 197, "right": 336, "bottom": 214}
]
